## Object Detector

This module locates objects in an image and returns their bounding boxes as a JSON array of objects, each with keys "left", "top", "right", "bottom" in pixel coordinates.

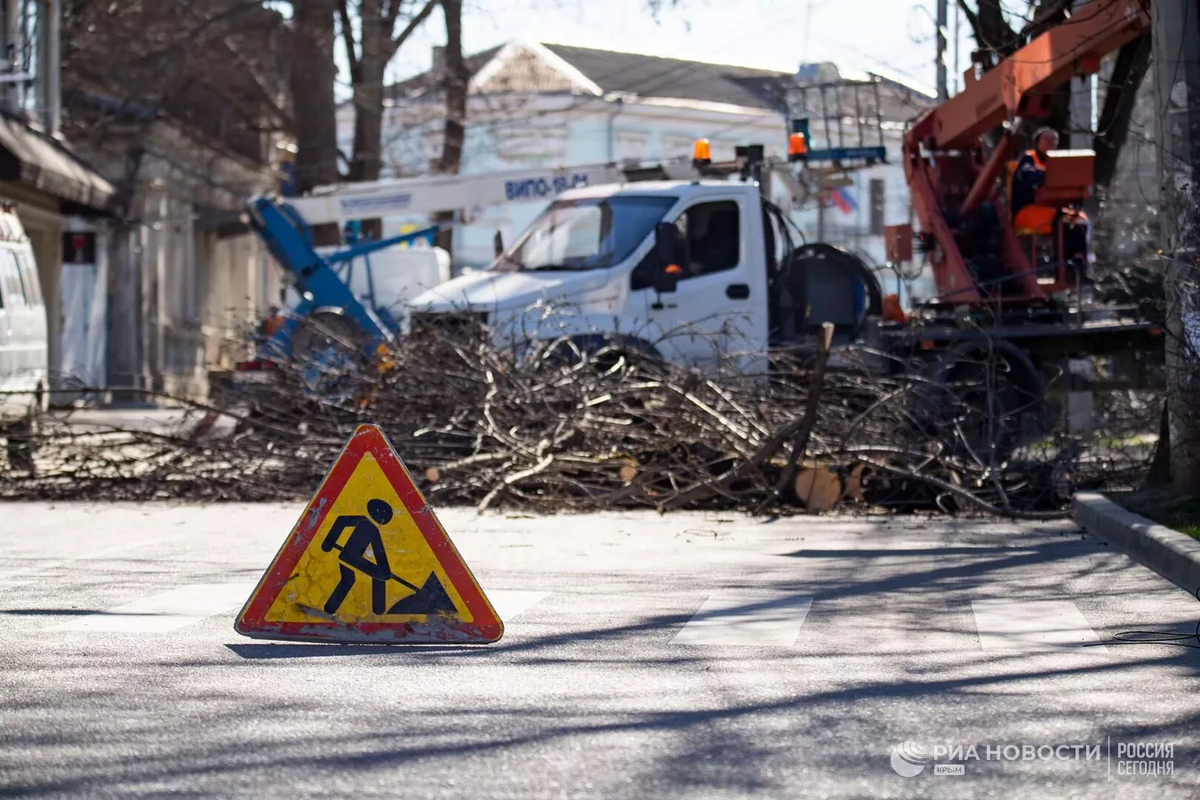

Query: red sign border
[{"left": 234, "top": 424, "right": 503, "bottom": 644}]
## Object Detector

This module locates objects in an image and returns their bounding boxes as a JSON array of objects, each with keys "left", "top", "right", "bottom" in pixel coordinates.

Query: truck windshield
[{"left": 492, "top": 195, "right": 677, "bottom": 272}]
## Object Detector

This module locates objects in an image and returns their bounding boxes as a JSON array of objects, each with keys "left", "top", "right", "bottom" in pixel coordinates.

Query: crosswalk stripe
[
  {"left": 488, "top": 590, "right": 551, "bottom": 621},
  {"left": 25, "top": 582, "right": 1111, "bottom": 650},
  {"left": 0, "top": 578, "right": 36, "bottom": 592},
  {"left": 670, "top": 592, "right": 814, "bottom": 646},
  {"left": 0, "top": 560, "right": 67, "bottom": 592},
  {"left": 39, "top": 585, "right": 552, "bottom": 635},
  {"left": 46, "top": 582, "right": 256, "bottom": 634},
  {"left": 970, "top": 599, "right": 1106, "bottom": 652}
]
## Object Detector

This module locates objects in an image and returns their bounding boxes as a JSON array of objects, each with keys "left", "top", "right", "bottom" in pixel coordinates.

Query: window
[
  {"left": 15, "top": 251, "right": 40, "bottom": 306},
  {"left": 869, "top": 178, "right": 885, "bottom": 236},
  {"left": 493, "top": 195, "right": 677, "bottom": 273},
  {"left": 0, "top": 251, "right": 26, "bottom": 307},
  {"left": 672, "top": 201, "right": 741, "bottom": 278}
]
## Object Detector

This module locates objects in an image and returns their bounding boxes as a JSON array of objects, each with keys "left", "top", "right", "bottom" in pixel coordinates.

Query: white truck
[{"left": 404, "top": 146, "right": 883, "bottom": 371}]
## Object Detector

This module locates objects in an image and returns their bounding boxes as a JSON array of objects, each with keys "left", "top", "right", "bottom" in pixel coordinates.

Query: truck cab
[{"left": 407, "top": 179, "right": 875, "bottom": 371}]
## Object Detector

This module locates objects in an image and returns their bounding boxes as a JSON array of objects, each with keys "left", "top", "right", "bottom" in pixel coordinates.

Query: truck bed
[{"left": 882, "top": 315, "right": 1164, "bottom": 359}]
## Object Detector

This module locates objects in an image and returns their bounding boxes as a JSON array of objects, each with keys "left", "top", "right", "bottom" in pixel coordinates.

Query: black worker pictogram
[{"left": 320, "top": 498, "right": 456, "bottom": 616}]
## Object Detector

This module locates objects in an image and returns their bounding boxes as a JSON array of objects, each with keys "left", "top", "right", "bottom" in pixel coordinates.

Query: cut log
[{"left": 794, "top": 467, "right": 842, "bottom": 510}]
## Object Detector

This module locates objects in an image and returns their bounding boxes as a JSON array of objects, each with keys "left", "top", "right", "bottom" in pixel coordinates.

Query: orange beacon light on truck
[{"left": 788, "top": 132, "right": 808, "bottom": 161}]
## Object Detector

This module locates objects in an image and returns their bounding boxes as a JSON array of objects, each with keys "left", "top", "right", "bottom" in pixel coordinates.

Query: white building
[{"left": 342, "top": 41, "right": 935, "bottom": 272}]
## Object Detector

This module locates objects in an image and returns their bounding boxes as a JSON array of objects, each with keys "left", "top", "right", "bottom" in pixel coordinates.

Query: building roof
[
  {"left": 538, "top": 43, "right": 789, "bottom": 112},
  {"left": 385, "top": 41, "right": 934, "bottom": 121},
  {"left": 386, "top": 42, "right": 790, "bottom": 113},
  {"left": 0, "top": 109, "right": 114, "bottom": 212},
  {"left": 386, "top": 45, "right": 504, "bottom": 101}
]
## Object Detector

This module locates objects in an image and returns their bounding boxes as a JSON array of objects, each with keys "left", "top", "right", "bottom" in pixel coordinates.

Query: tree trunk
[
  {"left": 972, "top": 0, "right": 1019, "bottom": 63},
  {"left": 434, "top": 0, "right": 467, "bottom": 177},
  {"left": 432, "top": 0, "right": 467, "bottom": 253},
  {"left": 1093, "top": 34, "right": 1152, "bottom": 191},
  {"left": 347, "top": 0, "right": 386, "bottom": 183},
  {"left": 290, "top": 0, "right": 340, "bottom": 193},
  {"left": 1152, "top": 0, "right": 1200, "bottom": 493},
  {"left": 1043, "top": 82, "right": 1072, "bottom": 144}
]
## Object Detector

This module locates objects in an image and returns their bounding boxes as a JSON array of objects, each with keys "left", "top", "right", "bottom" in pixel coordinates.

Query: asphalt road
[{"left": 1, "top": 504, "right": 1199, "bottom": 798}]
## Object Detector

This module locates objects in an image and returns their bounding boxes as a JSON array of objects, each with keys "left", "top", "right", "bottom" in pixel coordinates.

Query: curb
[{"left": 1072, "top": 492, "right": 1200, "bottom": 597}]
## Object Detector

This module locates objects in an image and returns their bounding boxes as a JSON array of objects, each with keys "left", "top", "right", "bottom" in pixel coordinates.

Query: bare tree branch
[
  {"left": 387, "top": 0, "right": 438, "bottom": 58},
  {"left": 338, "top": 0, "right": 360, "bottom": 73}
]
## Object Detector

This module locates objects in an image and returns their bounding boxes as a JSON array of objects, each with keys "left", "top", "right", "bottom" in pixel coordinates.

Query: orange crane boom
[{"left": 902, "top": 0, "right": 1150, "bottom": 306}]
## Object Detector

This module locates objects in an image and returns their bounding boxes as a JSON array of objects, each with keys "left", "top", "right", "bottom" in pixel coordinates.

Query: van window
[
  {"left": 671, "top": 200, "right": 741, "bottom": 278},
  {"left": 15, "top": 251, "right": 41, "bottom": 305},
  {"left": 0, "top": 251, "right": 26, "bottom": 307},
  {"left": 493, "top": 195, "right": 677, "bottom": 273}
]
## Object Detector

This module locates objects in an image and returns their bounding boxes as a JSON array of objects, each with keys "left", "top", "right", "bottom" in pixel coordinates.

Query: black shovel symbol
[{"left": 320, "top": 498, "right": 456, "bottom": 616}]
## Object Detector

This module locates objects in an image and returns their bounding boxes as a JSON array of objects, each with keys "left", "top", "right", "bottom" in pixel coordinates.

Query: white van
[{"left": 0, "top": 206, "right": 48, "bottom": 431}]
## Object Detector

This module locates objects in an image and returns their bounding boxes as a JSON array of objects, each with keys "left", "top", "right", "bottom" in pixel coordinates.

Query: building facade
[
  {"left": 58, "top": 2, "right": 289, "bottom": 401},
  {"left": 69, "top": 109, "right": 283, "bottom": 399},
  {"left": 0, "top": 0, "right": 115, "bottom": 400}
]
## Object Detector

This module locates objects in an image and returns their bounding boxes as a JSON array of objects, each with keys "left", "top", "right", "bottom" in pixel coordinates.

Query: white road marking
[
  {"left": 971, "top": 599, "right": 1106, "bottom": 651},
  {"left": 0, "top": 538, "right": 188, "bottom": 594},
  {"left": 0, "top": 577, "right": 36, "bottom": 591},
  {"left": 832, "top": 597, "right": 960, "bottom": 653},
  {"left": 671, "top": 593, "right": 814, "bottom": 646},
  {"left": 46, "top": 582, "right": 256, "bottom": 634},
  {"left": 488, "top": 590, "right": 550, "bottom": 621},
  {"left": 0, "top": 560, "right": 66, "bottom": 592}
]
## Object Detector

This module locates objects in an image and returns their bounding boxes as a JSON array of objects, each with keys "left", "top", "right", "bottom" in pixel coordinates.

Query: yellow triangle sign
[{"left": 234, "top": 424, "right": 503, "bottom": 644}]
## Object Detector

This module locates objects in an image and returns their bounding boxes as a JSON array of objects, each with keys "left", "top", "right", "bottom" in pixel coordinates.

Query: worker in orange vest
[
  {"left": 1011, "top": 127, "right": 1090, "bottom": 281},
  {"left": 1011, "top": 127, "right": 1058, "bottom": 233}
]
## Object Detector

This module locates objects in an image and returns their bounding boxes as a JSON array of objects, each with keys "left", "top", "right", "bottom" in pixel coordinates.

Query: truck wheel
[{"left": 926, "top": 341, "right": 1045, "bottom": 463}]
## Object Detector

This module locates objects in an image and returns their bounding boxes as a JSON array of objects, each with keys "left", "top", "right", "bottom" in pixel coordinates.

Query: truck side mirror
[
  {"left": 653, "top": 222, "right": 679, "bottom": 293},
  {"left": 493, "top": 230, "right": 504, "bottom": 258}
]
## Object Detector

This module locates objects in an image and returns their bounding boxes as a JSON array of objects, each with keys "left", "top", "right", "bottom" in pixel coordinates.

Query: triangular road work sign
[{"left": 235, "top": 424, "right": 503, "bottom": 644}]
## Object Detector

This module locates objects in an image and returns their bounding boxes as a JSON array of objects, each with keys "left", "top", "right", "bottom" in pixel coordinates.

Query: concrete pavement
[
  {"left": 1, "top": 504, "right": 1199, "bottom": 798},
  {"left": 44, "top": 406, "right": 204, "bottom": 435}
]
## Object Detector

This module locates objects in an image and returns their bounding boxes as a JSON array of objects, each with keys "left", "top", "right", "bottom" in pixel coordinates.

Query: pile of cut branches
[{"left": 0, "top": 317, "right": 1159, "bottom": 517}]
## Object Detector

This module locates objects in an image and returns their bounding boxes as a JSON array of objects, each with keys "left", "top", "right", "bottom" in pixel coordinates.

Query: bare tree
[
  {"left": 1093, "top": 33, "right": 1152, "bottom": 191},
  {"left": 62, "top": 0, "right": 292, "bottom": 215},
  {"left": 290, "top": 0, "right": 340, "bottom": 192},
  {"left": 338, "top": 0, "right": 438, "bottom": 181},
  {"left": 429, "top": 0, "right": 466, "bottom": 251},
  {"left": 955, "top": 0, "right": 1148, "bottom": 188},
  {"left": 431, "top": 0, "right": 467, "bottom": 177},
  {"left": 1152, "top": 0, "right": 1200, "bottom": 492}
]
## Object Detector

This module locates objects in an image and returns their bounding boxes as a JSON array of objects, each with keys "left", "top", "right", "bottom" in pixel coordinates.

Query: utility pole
[
  {"left": 952, "top": 0, "right": 960, "bottom": 95},
  {"left": 1152, "top": 0, "right": 1200, "bottom": 492},
  {"left": 936, "top": 0, "right": 948, "bottom": 102}
]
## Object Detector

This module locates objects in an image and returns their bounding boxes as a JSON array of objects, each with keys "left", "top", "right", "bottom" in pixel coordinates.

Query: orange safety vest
[
  {"left": 1006, "top": 150, "right": 1047, "bottom": 198},
  {"left": 1009, "top": 149, "right": 1049, "bottom": 219}
]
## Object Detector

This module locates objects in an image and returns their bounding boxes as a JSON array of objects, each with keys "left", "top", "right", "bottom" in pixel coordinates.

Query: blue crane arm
[{"left": 244, "top": 196, "right": 439, "bottom": 360}]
